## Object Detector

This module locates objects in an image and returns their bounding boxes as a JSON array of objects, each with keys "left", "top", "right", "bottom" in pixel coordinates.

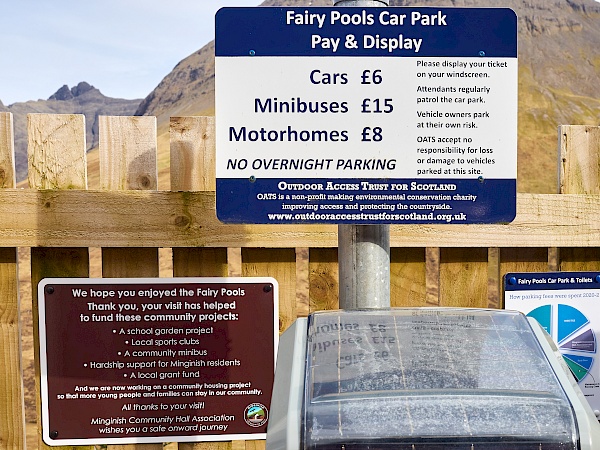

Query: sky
[
  {"left": 4, "top": 1, "right": 600, "bottom": 106},
  {"left": 0, "top": 0, "right": 259, "bottom": 105}
]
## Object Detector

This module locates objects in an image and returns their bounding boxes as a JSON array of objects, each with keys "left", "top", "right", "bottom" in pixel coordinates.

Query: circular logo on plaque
[{"left": 244, "top": 403, "right": 268, "bottom": 427}]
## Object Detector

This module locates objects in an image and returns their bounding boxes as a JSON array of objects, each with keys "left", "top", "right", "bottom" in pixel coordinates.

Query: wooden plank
[
  {"left": 241, "top": 249, "right": 295, "bottom": 450},
  {"left": 239, "top": 443, "right": 264, "bottom": 450},
  {"left": 227, "top": 245, "right": 243, "bottom": 450},
  {"left": 0, "top": 112, "right": 24, "bottom": 449},
  {"left": 0, "top": 248, "right": 25, "bottom": 450},
  {"left": 31, "top": 249, "right": 91, "bottom": 450},
  {"left": 178, "top": 444, "right": 232, "bottom": 450},
  {"left": 560, "top": 125, "right": 600, "bottom": 195},
  {"left": 226, "top": 238, "right": 242, "bottom": 450},
  {"left": 439, "top": 248, "right": 488, "bottom": 308},
  {"left": 228, "top": 248, "right": 243, "bottom": 277},
  {"left": 101, "top": 247, "right": 159, "bottom": 450},
  {"left": 499, "top": 248, "right": 549, "bottom": 275},
  {"left": 170, "top": 117, "right": 215, "bottom": 192},
  {"left": 171, "top": 113, "right": 229, "bottom": 450},
  {"left": 390, "top": 248, "right": 426, "bottom": 307},
  {"left": 27, "top": 114, "right": 87, "bottom": 189},
  {"left": 169, "top": 116, "right": 228, "bottom": 278},
  {"left": 0, "top": 112, "right": 16, "bottom": 188},
  {"left": 242, "top": 248, "right": 296, "bottom": 334},
  {"left": 27, "top": 114, "right": 92, "bottom": 450},
  {"left": 173, "top": 246, "right": 230, "bottom": 450},
  {"left": 558, "top": 126, "right": 600, "bottom": 272},
  {"left": 308, "top": 249, "right": 339, "bottom": 312},
  {"left": 108, "top": 444, "right": 167, "bottom": 450},
  {"left": 487, "top": 248, "right": 501, "bottom": 309},
  {"left": 101, "top": 248, "right": 158, "bottom": 277},
  {"left": 548, "top": 247, "right": 561, "bottom": 272},
  {"left": 100, "top": 116, "right": 161, "bottom": 450},
  {"left": 295, "top": 248, "right": 310, "bottom": 318},
  {"left": 425, "top": 248, "right": 440, "bottom": 306},
  {"left": 559, "top": 248, "right": 600, "bottom": 272},
  {"left": 173, "top": 248, "right": 228, "bottom": 277},
  {"left": 99, "top": 116, "right": 157, "bottom": 191},
  {"left": 3, "top": 192, "right": 600, "bottom": 248}
]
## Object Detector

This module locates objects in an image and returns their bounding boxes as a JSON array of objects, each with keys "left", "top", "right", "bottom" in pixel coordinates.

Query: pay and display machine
[{"left": 266, "top": 308, "right": 600, "bottom": 449}]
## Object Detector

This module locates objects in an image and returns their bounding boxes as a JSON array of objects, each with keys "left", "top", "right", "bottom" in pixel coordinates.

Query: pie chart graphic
[{"left": 527, "top": 304, "right": 596, "bottom": 383}]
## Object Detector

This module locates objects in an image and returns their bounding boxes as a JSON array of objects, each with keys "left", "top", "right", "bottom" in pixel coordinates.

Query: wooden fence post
[
  {"left": 99, "top": 116, "right": 161, "bottom": 450},
  {"left": 0, "top": 112, "right": 25, "bottom": 450},
  {"left": 27, "top": 113, "right": 92, "bottom": 450},
  {"left": 559, "top": 126, "right": 600, "bottom": 271}
]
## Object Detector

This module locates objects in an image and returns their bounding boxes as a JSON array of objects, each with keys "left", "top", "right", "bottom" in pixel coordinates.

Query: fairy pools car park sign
[
  {"left": 38, "top": 278, "right": 277, "bottom": 446},
  {"left": 215, "top": 7, "right": 517, "bottom": 224}
]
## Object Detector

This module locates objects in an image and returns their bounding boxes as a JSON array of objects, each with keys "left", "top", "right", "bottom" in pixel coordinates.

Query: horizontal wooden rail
[{"left": 1, "top": 190, "right": 600, "bottom": 248}]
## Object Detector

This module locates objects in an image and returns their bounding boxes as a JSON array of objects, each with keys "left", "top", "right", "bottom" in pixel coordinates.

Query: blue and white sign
[
  {"left": 215, "top": 7, "right": 517, "bottom": 224},
  {"left": 505, "top": 272, "right": 600, "bottom": 416}
]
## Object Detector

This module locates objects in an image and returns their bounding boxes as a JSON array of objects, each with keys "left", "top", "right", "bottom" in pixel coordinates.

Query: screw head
[
  {"left": 249, "top": 49, "right": 256, "bottom": 56},
  {"left": 478, "top": 50, "right": 486, "bottom": 57},
  {"left": 50, "top": 430, "right": 59, "bottom": 439},
  {"left": 508, "top": 276, "right": 517, "bottom": 285},
  {"left": 263, "top": 284, "right": 272, "bottom": 293},
  {"left": 46, "top": 285, "right": 55, "bottom": 294}
]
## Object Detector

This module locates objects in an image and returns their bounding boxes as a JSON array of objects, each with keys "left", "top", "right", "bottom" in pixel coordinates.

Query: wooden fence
[{"left": 0, "top": 112, "right": 599, "bottom": 450}]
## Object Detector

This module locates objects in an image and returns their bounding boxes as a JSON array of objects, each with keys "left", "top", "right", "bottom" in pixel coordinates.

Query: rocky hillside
[
  {"left": 137, "top": 0, "right": 600, "bottom": 193},
  {"left": 1, "top": 82, "right": 141, "bottom": 182},
  {"left": 135, "top": 42, "right": 215, "bottom": 122}
]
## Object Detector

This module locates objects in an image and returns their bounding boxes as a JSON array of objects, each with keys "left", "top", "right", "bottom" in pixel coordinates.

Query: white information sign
[
  {"left": 505, "top": 272, "right": 600, "bottom": 417},
  {"left": 216, "top": 7, "right": 517, "bottom": 224}
]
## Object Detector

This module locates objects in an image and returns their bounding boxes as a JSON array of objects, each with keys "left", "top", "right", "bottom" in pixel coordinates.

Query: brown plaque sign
[{"left": 38, "top": 277, "right": 278, "bottom": 446}]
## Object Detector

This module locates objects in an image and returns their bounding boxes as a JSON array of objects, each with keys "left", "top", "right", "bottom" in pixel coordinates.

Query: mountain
[
  {"left": 137, "top": 0, "right": 600, "bottom": 194},
  {"left": 135, "top": 42, "right": 215, "bottom": 122},
  {"left": 4, "top": 82, "right": 141, "bottom": 182}
]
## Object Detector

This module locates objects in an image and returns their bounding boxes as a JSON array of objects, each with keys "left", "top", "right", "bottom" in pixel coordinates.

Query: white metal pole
[{"left": 334, "top": 0, "right": 391, "bottom": 310}]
